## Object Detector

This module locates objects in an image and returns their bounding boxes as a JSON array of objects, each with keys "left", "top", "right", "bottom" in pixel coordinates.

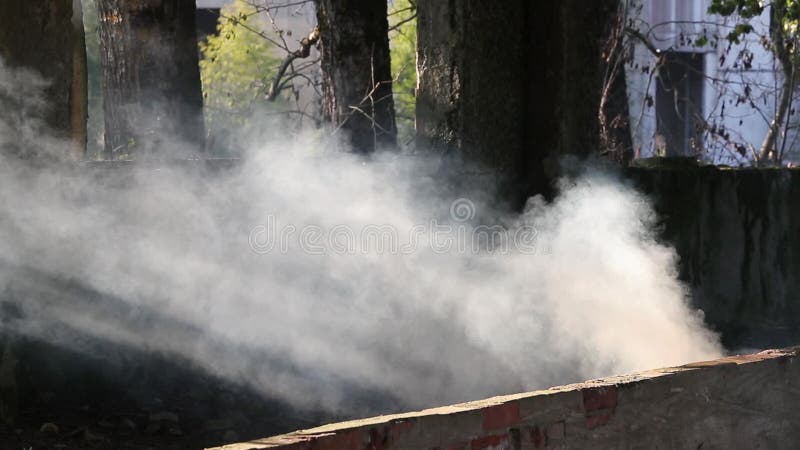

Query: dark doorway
[
  {"left": 196, "top": 8, "right": 221, "bottom": 41},
  {"left": 656, "top": 52, "right": 705, "bottom": 156}
]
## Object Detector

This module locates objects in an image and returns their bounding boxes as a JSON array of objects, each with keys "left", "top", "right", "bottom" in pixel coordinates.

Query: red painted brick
[
  {"left": 529, "top": 426, "right": 545, "bottom": 449},
  {"left": 367, "top": 427, "right": 387, "bottom": 450},
  {"left": 545, "top": 421, "right": 565, "bottom": 441},
  {"left": 268, "top": 443, "right": 311, "bottom": 450},
  {"left": 471, "top": 434, "right": 511, "bottom": 450},
  {"left": 583, "top": 386, "right": 618, "bottom": 430},
  {"left": 363, "top": 419, "right": 416, "bottom": 449},
  {"left": 482, "top": 402, "right": 521, "bottom": 430},
  {"left": 585, "top": 413, "right": 613, "bottom": 429},
  {"left": 582, "top": 386, "right": 618, "bottom": 412},
  {"left": 434, "top": 442, "right": 468, "bottom": 450},
  {"left": 311, "top": 430, "right": 362, "bottom": 450},
  {"left": 390, "top": 419, "right": 415, "bottom": 438}
]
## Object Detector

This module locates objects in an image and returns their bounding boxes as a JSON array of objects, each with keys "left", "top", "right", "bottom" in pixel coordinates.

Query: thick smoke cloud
[{"left": 0, "top": 59, "right": 721, "bottom": 417}]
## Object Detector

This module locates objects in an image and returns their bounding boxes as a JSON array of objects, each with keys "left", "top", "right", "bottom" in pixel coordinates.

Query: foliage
[
  {"left": 199, "top": 0, "right": 282, "bottom": 153},
  {"left": 708, "top": 0, "right": 800, "bottom": 163},
  {"left": 620, "top": 0, "right": 800, "bottom": 163},
  {"left": 388, "top": 0, "right": 417, "bottom": 148},
  {"left": 198, "top": 1, "right": 412, "bottom": 151},
  {"left": 708, "top": 0, "right": 765, "bottom": 20},
  {"left": 709, "top": 0, "right": 799, "bottom": 43}
]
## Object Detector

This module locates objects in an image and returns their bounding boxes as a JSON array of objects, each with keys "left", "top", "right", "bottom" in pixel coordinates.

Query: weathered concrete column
[{"left": 0, "top": 0, "right": 88, "bottom": 159}]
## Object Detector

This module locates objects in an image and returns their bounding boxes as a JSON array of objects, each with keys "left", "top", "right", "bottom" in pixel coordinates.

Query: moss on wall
[{"left": 628, "top": 168, "right": 800, "bottom": 349}]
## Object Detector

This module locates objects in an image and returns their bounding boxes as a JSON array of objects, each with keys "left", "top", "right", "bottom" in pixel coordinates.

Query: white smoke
[{"left": 0, "top": 58, "right": 721, "bottom": 417}]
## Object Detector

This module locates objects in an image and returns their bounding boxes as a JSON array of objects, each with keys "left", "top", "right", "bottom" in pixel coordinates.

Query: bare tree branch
[{"left": 266, "top": 27, "right": 320, "bottom": 102}]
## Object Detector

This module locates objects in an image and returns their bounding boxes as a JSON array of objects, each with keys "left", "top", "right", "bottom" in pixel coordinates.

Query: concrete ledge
[{"left": 209, "top": 347, "right": 800, "bottom": 449}]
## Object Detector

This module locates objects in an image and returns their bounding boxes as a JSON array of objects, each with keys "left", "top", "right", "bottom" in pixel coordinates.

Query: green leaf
[{"left": 694, "top": 36, "right": 709, "bottom": 47}]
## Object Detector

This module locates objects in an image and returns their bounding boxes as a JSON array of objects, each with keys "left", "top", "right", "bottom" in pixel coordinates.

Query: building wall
[
  {"left": 626, "top": 0, "right": 796, "bottom": 164},
  {"left": 627, "top": 167, "right": 800, "bottom": 349},
  {"left": 196, "top": 0, "right": 230, "bottom": 8}
]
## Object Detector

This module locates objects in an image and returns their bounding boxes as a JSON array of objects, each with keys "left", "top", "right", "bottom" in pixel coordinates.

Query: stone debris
[
  {"left": 39, "top": 422, "right": 59, "bottom": 434},
  {"left": 147, "top": 411, "right": 182, "bottom": 435}
]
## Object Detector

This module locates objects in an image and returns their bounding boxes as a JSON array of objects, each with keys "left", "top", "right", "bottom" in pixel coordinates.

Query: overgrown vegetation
[
  {"left": 197, "top": 0, "right": 417, "bottom": 152},
  {"left": 199, "top": 0, "right": 282, "bottom": 154},
  {"left": 388, "top": 0, "right": 417, "bottom": 148},
  {"left": 81, "top": 0, "right": 417, "bottom": 155},
  {"left": 708, "top": 0, "right": 800, "bottom": 163},
  {"left": 609, "top": 0, "right": 800, "bottom": 165}
]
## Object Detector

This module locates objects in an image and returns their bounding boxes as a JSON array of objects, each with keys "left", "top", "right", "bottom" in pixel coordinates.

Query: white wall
[
  {"left": 626, "top": 0, "right": 797, "bottom": 164},
  {"left": 196, "top": 0, "right": 232, "bottom": 8}
]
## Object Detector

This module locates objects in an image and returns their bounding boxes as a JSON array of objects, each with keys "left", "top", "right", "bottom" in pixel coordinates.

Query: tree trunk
[
  {"left": 97, "top": 0, "right": 205, "bottom": 159},
  {"left": 417, "top": 0, "right": 621, "bottom": 202},
  {"left": 71, "top": 0, "right": 89, "bottom": 160},
  {"left": 528, "top": 0, "right": 622, "bottom": 189},
  {"left": 555, "top": 0, "right": 615, "bottom": 155},
  {"left": 316, "top": 0, "right": 397, "bottom": 153},
  {"left": 416, "top": 0, "right": 529, "bottom": 200},
  {"left": 0, "top": 0, "right": 87, "bottom": 160}
]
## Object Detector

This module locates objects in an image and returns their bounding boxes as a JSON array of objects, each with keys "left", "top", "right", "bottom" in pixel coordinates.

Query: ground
[{"left": 0, "top": 339, "right": 323, "bottom": 450}]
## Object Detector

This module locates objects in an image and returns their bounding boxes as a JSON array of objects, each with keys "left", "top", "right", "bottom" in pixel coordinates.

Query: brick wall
[{"left": 209, "top": 347, "right": 800, "bottom": 450}]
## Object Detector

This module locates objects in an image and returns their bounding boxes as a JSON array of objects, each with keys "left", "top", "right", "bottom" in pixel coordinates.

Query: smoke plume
[{"left": 0, "top": 58, "right": 721, "bottom": 417}]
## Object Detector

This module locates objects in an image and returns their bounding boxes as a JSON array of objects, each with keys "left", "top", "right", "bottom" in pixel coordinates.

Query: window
[{"left": 650, "top": 0, "right": 706, "bottom": 49}]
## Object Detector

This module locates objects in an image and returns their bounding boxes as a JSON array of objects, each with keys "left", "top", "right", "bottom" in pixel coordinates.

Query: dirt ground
[
  {"left": 0, "top": 339, "right": 323, "bottom": 450},
  {"left": 1, "top": 389, "right": 315, "bottom": 450},
  {"left": 1, "top": 388, "right": 321, "bottom": 450}
]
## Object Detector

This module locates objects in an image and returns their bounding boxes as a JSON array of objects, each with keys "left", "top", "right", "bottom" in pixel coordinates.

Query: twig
[{"left": 266, "top": 27, "right": 320, "bottom": 102}]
